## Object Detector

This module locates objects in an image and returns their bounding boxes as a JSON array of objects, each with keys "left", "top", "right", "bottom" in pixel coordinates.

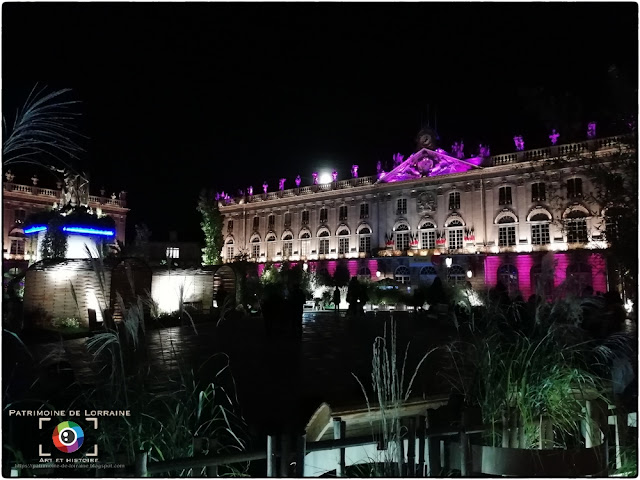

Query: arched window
[
  {"left": 226, "top": 237, "right": 235, "bottom": 260},
  {"left": 448, "top": 264, "right": 466, "bottom": 285},
  {"left": 266, "top": 234, "right": 277, "bottom": 259},
  {"left": 318, "top": 229, "right": 330, "bottom": 254},
  {"left": 250, "top": 235, "right": 261, "bottom": 259},
  {"left": 497, "top": 264, "right": 519, "bottom": 296},
  {"left": 498, "top": 216, "right": 517, "bottom": 247},
  {"left": 530, "top": 264, "right": 553, "bottom": 298},
  {"left": 447, "top": 220, "right": 464, "bottom": 250},
  {"left": 419, "top": 265, "right": 438, "bottom": 285},
  {"left": 530, "top": 213, "right": 551, "bottom": 245},
  {"left": 358, "top": 226, "right": 371, "bottom": 254},
  {"left": 565, "top": 211, "right": 588, "bottom": 243},
  {"left": 282, "top": 233, "right": 293, "bottom": 257},
  {"left": 394, "top": 265, "right": 411, "bottom": 284},
  {"left": 357, "top": 266, "right": 371, "bottom": 280},
  {"left": 338, "top": 228, "right": 350, "bottom": 254},
  {"left": 395, "top": 223, "right": 410, "bottom": 251},
  {"left": 566, "top": 263, "right": 592, "bottom": 296},
  {"left": 300, "top": 231, "right": 311, "bottom": 257},
  {"left": 420, "top": 222, "right": 436, "bottom": 249}
]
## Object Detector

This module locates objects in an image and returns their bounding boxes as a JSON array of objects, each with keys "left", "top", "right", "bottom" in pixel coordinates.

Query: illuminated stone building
[
  {"left": 2, "top": 173, "right": 129, "bottom": 274},
  {"left": 219, "top": 133, "right": 632, "bottom": 299}
]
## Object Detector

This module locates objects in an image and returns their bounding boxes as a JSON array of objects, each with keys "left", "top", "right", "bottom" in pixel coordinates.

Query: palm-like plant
[{"left": 3, "top": 84, "right": 84, "bottom": 169}]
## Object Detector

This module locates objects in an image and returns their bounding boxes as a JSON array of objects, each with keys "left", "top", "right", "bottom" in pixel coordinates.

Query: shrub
[{"left": 51, "top": 316, "right": 81, "bottom": 329}]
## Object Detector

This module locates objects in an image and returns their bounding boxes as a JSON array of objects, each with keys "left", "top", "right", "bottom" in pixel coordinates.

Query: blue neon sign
[
  {"left": 62, "top": 226, "right": 115, "bottom": 237},
  {"left": 24, "top": 225, "right": 48, "bottom": 234}
]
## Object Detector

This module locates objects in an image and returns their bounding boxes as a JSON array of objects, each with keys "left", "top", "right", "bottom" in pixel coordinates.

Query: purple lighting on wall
[
  {"left": 332, "top": 170, "right": 338, "bottom": 182},
  {"left": 513, "top": 136, "right": 525, "bottom": 151},
  {"left": 312, "top": 172, "right": 318, "bottom": 185},
  {"left": 351, "top": 165, "right": 359, "bottom": 178},
  {"left": 263, "top": 182, "right": 268, "bottom": 194},
  {"left": 392, "top": 153, "right": 404, "bottom": 167},
  {"left": 549, "top": 129, "right": 560, "bottom": 145},
  {"left": 279, "top": 178, "right": 286, "bottom": 191},
  {"left": 295, "top": 175, "right": 301, "bottom": 187},
  {"left": 587, "top": 122, "right": 597, "bottom": 139}
]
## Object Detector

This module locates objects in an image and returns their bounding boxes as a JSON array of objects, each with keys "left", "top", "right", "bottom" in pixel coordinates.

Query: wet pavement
[{"left": 9, "top": 312, "right": 457, "bottom": 431}]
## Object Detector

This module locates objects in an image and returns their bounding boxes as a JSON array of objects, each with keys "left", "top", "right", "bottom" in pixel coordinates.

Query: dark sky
[{"left": 3, "top": 3, "right": 638, "bottom": 242}]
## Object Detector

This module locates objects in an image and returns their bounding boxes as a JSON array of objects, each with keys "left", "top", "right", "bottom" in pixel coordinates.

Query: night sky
[{"left": 3, "top": 3, "right": 637, "bottom": 242}]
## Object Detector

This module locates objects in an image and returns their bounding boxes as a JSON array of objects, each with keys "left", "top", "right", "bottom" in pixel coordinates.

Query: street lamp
[
  {"left": 467, "top": 270, "right": 473, "bottom": 278},
  {"left": 376, "top": 271, "right": 382, "bottom": 278},
  {"left": 445, "top": 257, "right": 452, "bottom": 268}
]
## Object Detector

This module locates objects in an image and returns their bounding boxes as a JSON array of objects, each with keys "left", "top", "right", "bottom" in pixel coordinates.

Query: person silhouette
[{"left": 333, "top": 286, "right": 341, "bottom": 317}]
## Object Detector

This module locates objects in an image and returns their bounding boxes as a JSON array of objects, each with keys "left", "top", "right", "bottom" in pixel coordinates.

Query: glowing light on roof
[
  {"left": 319, "top": 172, "right": 333, "bottom": 184},
  {"left": 24, "top": 225, "right": 47, "bottom": 234},
  {"left": 62, "top": 226, "right": 115, "bottom": 236}
]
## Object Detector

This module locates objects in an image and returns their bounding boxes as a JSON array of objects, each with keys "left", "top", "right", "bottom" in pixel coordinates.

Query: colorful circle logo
[{"left": 52, "top": 421, "right": 84, "bottom": 453}]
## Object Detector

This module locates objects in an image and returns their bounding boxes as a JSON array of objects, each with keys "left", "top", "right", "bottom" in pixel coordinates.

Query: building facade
[
  {"left": 3, "top": 174, "right": 129, "bottom": 274},
  {"left": 218, "top": 135, "right": 633, "bottom": 300}
]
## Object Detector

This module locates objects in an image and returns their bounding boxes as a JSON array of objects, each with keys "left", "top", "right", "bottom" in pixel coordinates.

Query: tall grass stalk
[
  {"left": 442, "top": 288, "right": 633, "bottom": 449},
  {"left": 353, "top": 316, "right": 437, "bottom": 476},
  {"left": 3, "top": 84, "right": 85, "bottom": 168}
]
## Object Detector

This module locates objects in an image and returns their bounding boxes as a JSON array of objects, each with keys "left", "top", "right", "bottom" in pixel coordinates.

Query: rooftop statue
[
  {"left": 332, "top": 170, "right": 338, "bottom": 182},
  {"left": 295, "top": 175, "right": 301, "bottom": 187},
  {"left": 263, "top": 182, "right": 268, "bottom": 194},
  {"left": 549, "top": 129, "right": 560, "bottom": 145},
  {"left": 513, "top": 135, "right": 525, "bottom": 151},
  {"left": 351, "top": 165, "right": 358, "bottom": 178},
  {"left": 279, "top": 178, "right": 286, "bottom": 191},
  {"left": 49, "top": 166, "right": 89, "bottom": 207},
  {"left": 312, "top": 172, "right": 318, "bottom": 185},
  {"left": 587, "top": 122, "right": 597, "bottom": 139}
]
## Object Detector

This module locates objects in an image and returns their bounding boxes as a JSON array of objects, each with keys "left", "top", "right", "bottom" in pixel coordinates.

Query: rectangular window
[
  {"left": 449, "top": 192, "right": 460, "bottom": 210},
  {"left": 14, "top": 209, "right": 26, "bottom": 224},
  {"left": 253, "top": 216, "right": 260, "bottom": 230},
  {"left": 319, "top": 238, "right": 330, "bottom": 254},
  {"left": 226, "top": 246, "right": 234, "bottom": 259},
  {"left": 320, "top": 208, "right": 328, "bottom": 223},
  {"left": 531, "top": 183, "right": 546, "bottom": 202},
  {"left": 566, "top": 219, "right": 588, "bottom": 243},
  {"left": 268, "top": 215, "right": 275, "bottom": 229},
  {"left": 227, "top": 220, "right": 233, "bottom": 232},
  {"left": 283, "top": 240, "right": 293, "bottom": 257},
  {"left": 252, "top": 244, "right": 260, "bottom": 258},
  {"left": 397, "top": 199, "right": 407, "bottom": 215},
  {"left": 360, "top": 203, "right": 369, "bottom": 219},
  {"left": 499, "top": 187, "right": 512, "bottom": 206},
  {"left": 567, "top": 178, "right": 583, "bottom": 198},
  {"left": 395, "top": 232, "right": 409, "bottom": 251},
  {"left": 301, "top": 210, "right": 310, "bottom": 225},
  {"left": 339, "top": 237, "right": 349, "bottom": 254},
  {"left": 421, "top": 230, "right": 436, "bottom": 249},
  {"left": 498, "top": 226, "right": 516, "bottom": 246},
  {"left": 448, "top": 228, "right": 463, "bottom": 249},
  {"left": 166, "top": 247, "right": 180, "bottom": 258},
  {"left": 359, "top": 235, "right": 371, "bottom": 253},
  {"left": 10, "top": 240, "right": 25, "bottom": 255},
  {"left": 301, "top": 239, "right": 310, "bottom": 256},
  {"left": 284, "top": 212, "right": 291, "bottom": 228},
  {"left": 531, "top": 224, "right": 550, "bottom": 245},
  {"left": 339, "top": 205, "right": 348, "bottom": 221}
]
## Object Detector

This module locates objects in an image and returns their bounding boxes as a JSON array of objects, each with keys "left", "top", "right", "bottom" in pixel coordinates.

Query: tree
[
  {"left": 3, "top": 85, "right": 84, "bottom": 170},
  {"left": 197, "top": 189, "right": 224, "bottom": 265}
]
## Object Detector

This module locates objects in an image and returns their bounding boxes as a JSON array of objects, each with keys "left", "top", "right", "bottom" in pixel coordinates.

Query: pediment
[{"left": 377, "top": 148, "right": 483, "bottom": 184}]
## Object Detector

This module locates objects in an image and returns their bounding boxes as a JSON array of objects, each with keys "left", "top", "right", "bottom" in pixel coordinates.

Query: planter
[{"left": 447, "top": 442, "right": 608, "bottom": 476}]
